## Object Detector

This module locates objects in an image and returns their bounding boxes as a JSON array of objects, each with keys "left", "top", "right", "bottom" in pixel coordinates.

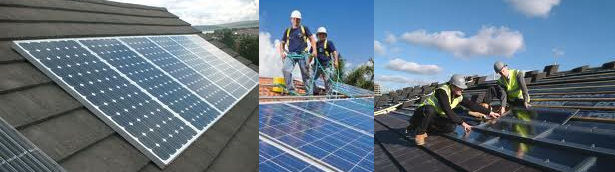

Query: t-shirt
[
  {"left": 281, "top": 25, "right": 312, "bottom": 53},
  {"left": 314, "top": 40, "right": 336, "bottom": 65}
]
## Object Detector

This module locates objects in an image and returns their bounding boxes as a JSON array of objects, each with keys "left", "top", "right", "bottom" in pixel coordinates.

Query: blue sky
[
  {"left": 259, "top": 0, "right": 373, "bottom": 77},
  {"left": 375, "top": 0, "right": 615, "bottom": 91}
]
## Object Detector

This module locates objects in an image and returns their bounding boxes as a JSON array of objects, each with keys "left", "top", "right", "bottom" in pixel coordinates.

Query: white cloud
[
  {"left": 110, "top": 0, "right": 258, "bottom": 25},
  {"left": 259, "top": 32, "right": 282, "bottom": 77},
  {"left": 259, "top": 32, "right": 302, "bottom": 79},
  {"left": 376, "top": 75, "right": 434, "bottom": 86},
  {"left": 506, "top": 0, "right": 561, "bottom": 18},
  {"left": 374, "top": 40, "right": 385, "bottom": 55},
  {"left": 384, "top": 33, "right": 397, "bottom": 44},
  {"left": 385, "top": 58, "right": 442, "bottom": 75},
  {"left": 400, "top": 26, "right": 524, "bottom": 58}
]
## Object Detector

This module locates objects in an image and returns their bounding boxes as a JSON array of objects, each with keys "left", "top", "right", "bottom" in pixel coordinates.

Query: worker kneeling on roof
[
  {"left": 407, "top": 74, "right": 501, "bottom": 146},
  {"left": 493, "top": 61, "right": 531, "bottom": 113},
  {"left": 279, "top": 10, "right": 318, "bottom": 95},
  {"left": 311, "top": 26, "right": 339, "bottom": 95}
]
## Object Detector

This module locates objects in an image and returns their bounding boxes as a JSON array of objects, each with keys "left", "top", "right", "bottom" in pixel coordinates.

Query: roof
[
  {"left": 375, "top": 62, "right": 615, "bottom": 171},
  {"left": 0, "top": 0, "right": 257, "bottom": 171}
]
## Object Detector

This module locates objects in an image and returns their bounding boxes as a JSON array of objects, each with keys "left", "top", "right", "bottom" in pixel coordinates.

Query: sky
[
  {"left": 259, "top": 0, "right": 374, "bottom": 78},
  {"left": 375, "top": 0, "right": 615, "bottom": 91},
  {"left": 109, "top": 0, "right": 258, "bottom": 25}
]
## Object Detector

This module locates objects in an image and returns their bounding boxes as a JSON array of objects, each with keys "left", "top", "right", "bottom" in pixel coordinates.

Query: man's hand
[
  {"left": 489, "top": 112, "right": 500, "bottom": 119},
  {"left": 500, "top": 107, "right": 506, "bottom": 115},
  {"left": 281, "top": 52, "right": 286, "bottom": 60},
  {"left": 334, "top": 60, "right": 339, "bottom": 69},
  {"left": 461, "top": 122, "right": 472, "bottom": 133},
  {"left": 311, "top": 51, "right": 317, "bottom": 59},
  {"left": 524, "top": 102, "right": 532, "bottom": 109}
]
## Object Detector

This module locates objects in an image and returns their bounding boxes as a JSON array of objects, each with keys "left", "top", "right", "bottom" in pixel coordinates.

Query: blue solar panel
[
  {"left": 12, "top": 34, "right": 257, "bottom": 168},
  {"left": 1, "top": 117, "right": 64, "bottom": 172},
  {"left": 118, "top": 37, "right": 237, "bottom": 111},
  {"left": 329, "top": 98, "right": 374, "bottom": 116},
  {"left": 287, "top": 100, "right": 374, "bottom": 134},
  {"left": 170, "top": 36, "right": 257, "bottom": 89},
  {"left": 14, "top": 40, "right": 197, "bottom": 166},
  {"left": 79, "top": 38, "right": 218, "bottom": 130},
  {"left": 259, "top": 140, "right": 323, "bottom": 172},
  {"left": 148, "top": 36, "right": 249, "bottom": 98},
  {"left": 186, "top": 35, "right": 258, "bottom": 83},
  {"left": 259, "top": 103, "right": 374, "bottom": 171}
]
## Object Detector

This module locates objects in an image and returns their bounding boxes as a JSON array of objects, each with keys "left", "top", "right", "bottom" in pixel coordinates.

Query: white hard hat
[
  {"left": 290, "top": 10, "right": 302, "bottom": 19},
  {"left": 449, "top": 74, "right": 467, "bottom": 89},
  {"left": 316, "top": 27, "right": 327, "bottom": 35}
]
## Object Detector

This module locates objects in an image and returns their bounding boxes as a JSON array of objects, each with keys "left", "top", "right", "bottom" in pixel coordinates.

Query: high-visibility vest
[
  {"left": 497, "top": 69, "right": 526, "bottom": 101},
  {"left": 420, "top": 84, "right": 463, "bottom": 117},
  {"left": 285, "top": 25, "right": 310, "bottom": 52}
]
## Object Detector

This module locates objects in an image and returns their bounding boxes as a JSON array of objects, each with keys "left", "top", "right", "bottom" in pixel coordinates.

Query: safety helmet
[
  {"left": 316, "top": 27, "right": 327, "bottom": 35},
  {"left": 449, "top": 74, "right": 467, "bottom": 89},
  {"left": 290, "top": 10, "right": 302, "bottom": 19},
  {"left": 494, "top": 61, "right": 507, "bottom": 73}
]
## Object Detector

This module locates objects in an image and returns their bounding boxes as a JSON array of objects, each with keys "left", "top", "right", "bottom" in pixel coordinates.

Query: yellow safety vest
[
  {"left": 420, "top": 84, "right": 463, "bottom": 117},
  {"left": 285, "top": 25, "right": 310, "bottom": 52},
  {"left": 497, "top": 69, "right": 526, "bottom": 101}
]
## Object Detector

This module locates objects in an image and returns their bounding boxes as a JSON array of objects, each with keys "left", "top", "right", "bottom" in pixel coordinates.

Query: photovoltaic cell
[
  {"left": 118, "top": 37, "right": 237, "bottom": 111},
  {"left": 12, "top": 34, "right": 257, "bottom": 168},
  {"left": 259, "top": 140, "right": 322, "bottom": 172},
  {"left": 1, "top": 117, "right": 64, "bottom": 172},
  {"left": 260, "top": 103, "right": 374, "bottom": 172},
  {"left": 186, "top": 35, "right": 258, "bottom": 83},
  {"left": 149, "top": 36, "right": 248, "bottom": 98},
  {"left": 169, "top": 36, "right": 257, "bottom": 89},
  {"left": 287, "top": 101, "right": 374, "bottom": 134},
  {"left": 14, "top": 40, "right": 197, "bottom": 166}
]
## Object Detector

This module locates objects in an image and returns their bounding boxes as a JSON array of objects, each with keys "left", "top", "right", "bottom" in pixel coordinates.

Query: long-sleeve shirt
[{"left": 435, "top": 89, "right": 491, "bottom": 125}]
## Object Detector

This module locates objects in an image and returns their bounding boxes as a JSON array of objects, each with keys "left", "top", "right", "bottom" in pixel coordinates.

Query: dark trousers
[{"left": 409, "top": 105, "right": 456, "bottom": 135}]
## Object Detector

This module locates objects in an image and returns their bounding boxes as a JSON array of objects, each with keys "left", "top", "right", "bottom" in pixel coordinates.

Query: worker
[
  {"left": 279, "top": 10, "right": 317, "bottom": 95},
  {"left": 406, "top": 74, "right": 501, "bottom": 145},
  {"left": 467, "top": 86, "right": 507, "bottom": 118},
  {"left": 311, "top": 26, "right": 338, "bottom": 95},
  {"left": 493, "top": 61, "right": 531, "bottom": 114}
]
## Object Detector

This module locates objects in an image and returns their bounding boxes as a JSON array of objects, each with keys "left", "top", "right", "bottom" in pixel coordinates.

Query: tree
[
  {"left": 237, "top": 35, "right": 258, "bottom": 65},
  {"left": 343, "top": 57, "right": 374, "bottom": 91}
]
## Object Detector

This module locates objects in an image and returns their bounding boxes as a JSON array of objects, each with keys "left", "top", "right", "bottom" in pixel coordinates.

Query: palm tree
[{"left": 343, "top": 57, "right": 374, "bottom": 91}]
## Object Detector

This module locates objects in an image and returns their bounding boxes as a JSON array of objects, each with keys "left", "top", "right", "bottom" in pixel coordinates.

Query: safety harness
[{"left": 285, "top": 25, "right": 310, "bottom": 53}]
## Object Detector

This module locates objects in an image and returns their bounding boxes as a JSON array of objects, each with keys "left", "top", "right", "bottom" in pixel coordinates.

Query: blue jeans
[
  {"left": 282, "top": 53, "right": 312, "bottom": 95},
  {"left": 313, "top": 62, "right": 332, "bottom": 95}
]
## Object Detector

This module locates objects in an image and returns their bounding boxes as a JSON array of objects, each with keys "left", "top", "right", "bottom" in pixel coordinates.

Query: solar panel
[
  {"left": 186, "top": 35, "right": 258, "bottom": 83},
  {"left": 12, "top": 34, "right": 257, "bottom": 168},
  {"left": 118, "top": 37, "right": 237, "bottom": 111},
  {"left": 314, "top": 80, "right": 374, "bottom": 97},
  {"left": 259, "top": 139, "right": 324, "bottom": 171},
  {"left": 287, "top": 100, "right": 374, "bottom": 134},
  {"left": 0, "top": 117, "right": 65, "bottom": 172},
  {"left": 259, "top": 100, "right": 374, "bottom": 172}
]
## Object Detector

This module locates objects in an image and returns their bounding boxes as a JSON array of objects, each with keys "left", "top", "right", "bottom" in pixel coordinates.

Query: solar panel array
[
  {"left": 314, "top": 80, "right": 374, "bottom": 97},
  {"left": 377, "top": 64, "right": 615, "bottom": 171},
  {"left": 259, "top": 98, "right": 374, "bottom": 172},
  {"left": 12, "top": 34, "right": 257, "bottom": 167},
  {"left": 0, "top": 117, "right": 65, "bottom": 172}
]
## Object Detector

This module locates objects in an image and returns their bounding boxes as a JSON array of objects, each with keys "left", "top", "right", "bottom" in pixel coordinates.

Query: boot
[{"left": 415, "top": 133, "right": 427, "bottom": 146}]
